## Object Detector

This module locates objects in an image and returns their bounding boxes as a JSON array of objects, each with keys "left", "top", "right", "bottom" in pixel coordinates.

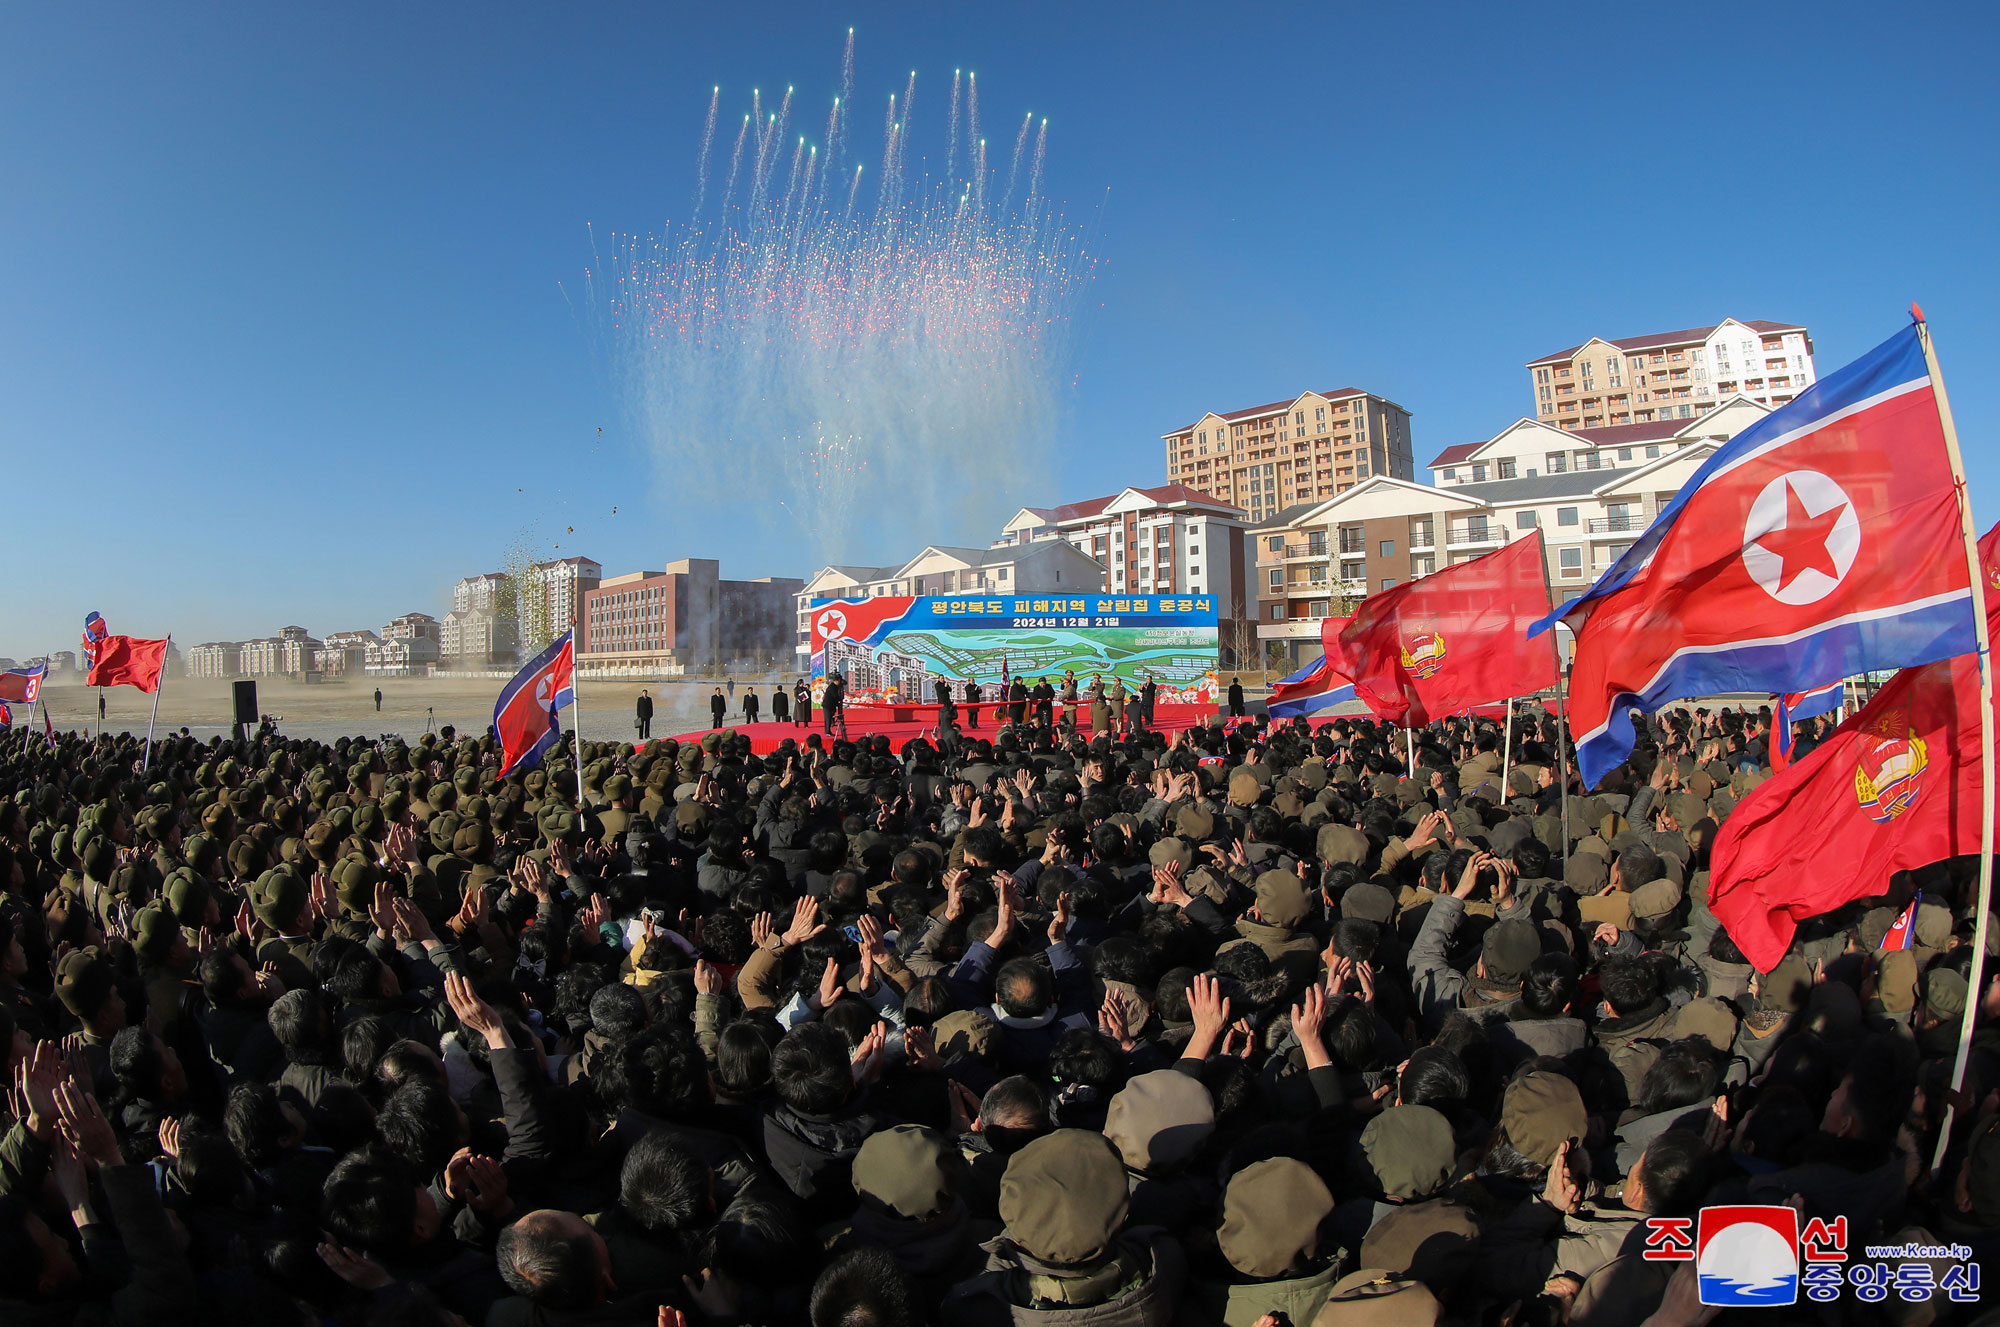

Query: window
[
  {"left": 1557, "top": 507, "right": 1579, "bottom": 526},
  {"left": 1617, "top": 447, "right": 1632, "bottom": 461},
  {"left": 1679, "top": 405, "right": 1694, "bottom": 418},
  {"left": 1268, "top": 605, "right": 1285, "bottom": 620},
  {"left": 1517, "top": 511, "right": 1538, "bottom": 529},
  {"left": 1560, "top": 547, "right": 1584, "bottom": 577},
  {"left": 1381, "top": 578, "right": 1397, "bottom": 591},
  {"left": 1645, "top": 444, "right": 1661, "bottom": 459},
  {"left": 1188, "top": 543, "right": 1199, "bottom": 555},
  {"left": 1268, "top": 536, "right": 1283, "bottom": 552},
  {"left": 1547, "top": 452, "right": 1569, "bottom": 473},
  {"left": 1269, "top": 569, "right": 1283, "bottom": 588},
  {"left": 1380, "top": 540, "right": 1396, "bottom": 557},
  {"left": 1295, "top": 411, "right": 1305, "bottom": 425},
  {"left": 1442, "top": 468, "right": 1456, "bottom": 481},
  {"left": 998, "top": 567, "right": 1009, "bottom": 581},
  {"left": 1188, "top": 565, "right": 1199, "bottom": 578},
  {"left": 1472, "top": 464, "right": 1488, "bottom": 482},
  {"left": 1498, "top": 458, "right": 1517, "bottom": 479}
]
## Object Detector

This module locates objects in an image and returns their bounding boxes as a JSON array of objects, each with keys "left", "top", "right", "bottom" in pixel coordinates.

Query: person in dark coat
[
  {"left": 795, "top": 676, "right": 813, "bottom": 727},
  {"left": 1141, "top": 674, "right": 1158, "bottom": 725},
  {"left": 772, "top": 685, "right": 790, "bottom": 724},
  {"left": 710, "top": 687, "right": 727, "bottom": 728},
  {"left": 963, "top": 678, "right": 980, "bottom": 729},
  {"left": 823, "top": 675, "right": 847, "bottom": 736},
  {"left": 635, "top": 689, "right": 653, "bottom": 739},
  {"left": 1227, "top": 676, "right": 1246, "bottom": 717},
  {"left": 743, "top": 690, "right": 760, "bottom": 725}
]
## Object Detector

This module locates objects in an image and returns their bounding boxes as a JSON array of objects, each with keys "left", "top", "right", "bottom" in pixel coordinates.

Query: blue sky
[{"left": 4, "top": 2, "right": 1998, "bottom": 658}]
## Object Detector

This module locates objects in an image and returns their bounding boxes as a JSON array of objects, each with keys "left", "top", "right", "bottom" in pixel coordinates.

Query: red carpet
[{"left": 669, "top": 702, "right": 1222, "bottom": 754}]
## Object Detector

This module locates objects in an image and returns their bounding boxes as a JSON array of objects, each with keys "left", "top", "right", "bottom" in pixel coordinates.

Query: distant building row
[{"left": 186, "top": 613, "right": 445, "bottom": 680}]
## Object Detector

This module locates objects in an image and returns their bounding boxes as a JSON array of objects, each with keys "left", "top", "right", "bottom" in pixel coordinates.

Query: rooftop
[
  {"left": 1526, "top": 319, "right": 1807, "bottom": 368},
  {"left": 1163, "top": 387, "right": 1377, "bottom": 437}
]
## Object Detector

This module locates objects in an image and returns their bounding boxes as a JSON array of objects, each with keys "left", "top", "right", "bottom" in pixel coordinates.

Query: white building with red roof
[{"left": 1526, "top": 317, "right": 1815, "bottom": 429}]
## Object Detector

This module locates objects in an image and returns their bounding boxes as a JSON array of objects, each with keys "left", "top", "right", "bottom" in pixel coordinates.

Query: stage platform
[{"left": 669, "top": 702, "right": 1222, "bottom": 755}]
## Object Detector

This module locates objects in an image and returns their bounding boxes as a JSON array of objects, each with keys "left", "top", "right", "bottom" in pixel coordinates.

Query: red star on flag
[{"left": 1754, "top": 480, "right": 1848, "bottom": 592}]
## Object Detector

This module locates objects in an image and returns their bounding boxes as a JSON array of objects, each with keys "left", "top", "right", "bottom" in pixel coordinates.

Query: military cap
[
  {"left": 351, "top": 801, "right": 385, "bottom": 840},
  {"left": 999, "top": 1130, "right": 1130, "bottom": 1265},
  {"left": 1479, "top": 919, "right": 1541, "bottom": 985},
  {"left": 1226, "top": 770, "right": 1262, "bottom": 808},
  {"left": 1316, "top": 1271, "right": 1442, "bottom": 1327},
  {"left": 54, "top": 948, "right": 116, "bottom": 1018},
  {"left": 335, "top": 856, "right": 383, "bottom": 918},
  {"left": 852, "top": 1125, "right": 957, "bottom": 1220},
  {"left": 227, "top": 836, "right": 263, "bottom": 882},
  {"left": 1357, "top": 1198, "right": 1479, "bottom": 1290},
  {"left": 80, "top": 838, "right": 114, "bottom": 884},
  {"left": 1341, "top": 881, "right": 1396, "bottom": 925},
  {"left": 1761, "top": 954, "right": 1813, "bottom": 1013},
  {"left": 1501, "top": 1071, "right": 1586, "bottom": 1167},
  {"left": 132, "top": 904, "right": 181, "bottom": 963},
  {"left": 1629, "top": 877, "right": 1684, "bottom": 923},
  {"left": 929, "top": 1009, "right": 999, "bottom": 1065},
  {"left": 1147, "top": 837, "right": 1193, "bottom": 872},
  {"left": 672, "top": 802, "right": 710, "bottom": 836},
  {"left": 1359, "top": 1105, "right": 1455, "bottom": 1202},
  {"left": 1217, "top": 1158, "right": 1336, "bottom": 1279},
  {"left": 603, "top": 773, "right": 632, "bottom": 803},
  {"left": 453, "top": 767, "right": 480, "bottom": 795},
  {"left": 1252, "top": 869, "right": 1312, "bottom": 929},
  {"left": 1671, "top": 996, "right": 1738, "bottom": 1051},
  {"left": 1292, "top": 761, "right": 1328, "bottom": 792},
  {"left": 427, "top": 783, "right": 457, "bottom": 814},
  {"left": 1926, "top": 968, "right": 1968, "bottom": 1023},
  {"left": 304, "top": 820, "right": 340, "bottom": 863},
  {"left": 1916, "top": 901, "right": 1954, "bottom": 949},
  {"left": 1874, "top": 949, "right": 1919, "bottom": 1013},
  {"left": 163, "top": 868, "right": 211, "bottom": 927},
  {"left": 1103, "top": 1070, "right": 1215, "bottom": 1174},
  {"left": 1174, "top": 804, "right": 1216, "bottom": 842},
  {"left": 251, "top": 867, "right": 308, "bottom": 930},
  {"left": 1317, "top": 823, "right": 1368, "bottom": 867}
]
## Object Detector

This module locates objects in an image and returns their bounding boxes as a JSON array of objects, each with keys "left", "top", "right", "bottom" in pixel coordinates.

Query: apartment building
[
  {"left": 1253, "top": 397, "right": 1772, "bottom": 666},
  {"left": 316, "top": 630, "right": 380, "bottom": 677},
  {"left": 1159, "top": 388, "right": 1415, "bottom": 523},
  {"left": 793, "top": 540, "right": 1105, "bottom": 667},
  {"left": 239, "top": 626, "right": 321, "bottom": 678},
  {"left": 994, "top": 484, "right": 1253, "bottom": 661},
  {"left": 368, "top": 612, "right": 442, "bottom": 676},
  {"left": 185, "top": 642, "right": 242, "bottom": 679},
  {"left": 579, "top": 558, "right": 802, "bottom": 678},
  {"left": 442, "top": 573, "right": 519, "bottom": 667},
  {"left": 529, "top": 556, "right": 602, "bottom": 646},
  {"left": 1527, "top": 318, "right": 1814, "bottom": 430}
]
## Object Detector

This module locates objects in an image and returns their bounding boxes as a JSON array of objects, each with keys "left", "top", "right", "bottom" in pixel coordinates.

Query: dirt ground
[{"left": 32, "top": 674, "right": 798, "bottom": 744}]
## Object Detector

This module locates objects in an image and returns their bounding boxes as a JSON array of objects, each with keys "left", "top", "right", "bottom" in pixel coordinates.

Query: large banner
[{"left": 809, "top": 594, "right": 1221, "bottom": 705}]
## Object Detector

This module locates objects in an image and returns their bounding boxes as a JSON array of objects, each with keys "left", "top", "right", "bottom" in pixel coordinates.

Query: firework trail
[{"left": 591, "top": 38, "right": 1097, "bottom": 563}]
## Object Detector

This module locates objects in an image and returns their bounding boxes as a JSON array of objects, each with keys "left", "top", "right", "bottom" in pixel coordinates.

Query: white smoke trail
[{"left": 591, "top": 39, "right": 1097, "bottom": 569}]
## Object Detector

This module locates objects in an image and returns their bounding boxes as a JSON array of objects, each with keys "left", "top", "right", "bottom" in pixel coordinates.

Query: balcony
[
  {"left": 1280, "top": 543, "right": 1330, "bottom": 561},
  {"left": 1340, "top": 578, "right": 1368, "bottom": 596},
  {"left": 1588, "top": 515, "right": 1645, "bottom": 535},
  {"left": 1408, "top": 528, "right": 1437, "bottom": 552},
  {"left": 1446, "top": 526, "right": 1505, "bottom": 550}
]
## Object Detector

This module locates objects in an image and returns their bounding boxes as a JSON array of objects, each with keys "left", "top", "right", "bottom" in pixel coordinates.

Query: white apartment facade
[
  {"left": 1160, "top": 388, "right": 1416, "bottom": 524},
  {"left": 1527, "top": 318, "right": 1814, "bottom": 430}
]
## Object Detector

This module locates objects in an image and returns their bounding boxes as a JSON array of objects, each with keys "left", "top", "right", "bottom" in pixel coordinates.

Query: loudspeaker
[{"left": 232, "top": 680, "right": 259, "bottom": 726}]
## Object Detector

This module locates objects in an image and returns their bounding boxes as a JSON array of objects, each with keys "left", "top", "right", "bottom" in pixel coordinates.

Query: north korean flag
[
  {"left": 1771, "top": 680, "right": 1844, "bottom": 772},
  {"left": 0, "top": 662, "right": 45, "bottom": 705},
  {"left": 1536, "top": 321, "right": 1978, "bottom": 789},
  {"left": 1268, "top": 616, "right": 1357, "bottom": 720},
  {"left": 494, "top": 630, "right": 575, "bottom": 779}
]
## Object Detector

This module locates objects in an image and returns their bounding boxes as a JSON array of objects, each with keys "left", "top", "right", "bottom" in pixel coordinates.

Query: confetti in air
[{"left": 586, "top": 33, "right": 1097, "bottom": 559}]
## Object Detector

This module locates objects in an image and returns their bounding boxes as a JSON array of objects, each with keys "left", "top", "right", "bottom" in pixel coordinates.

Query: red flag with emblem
[
  {"left": 1707, "top": 522, "right": 2000, "bottom": 970},
  {"left": 1336, "top": 531, "right": 1556, "bottom": 726}
]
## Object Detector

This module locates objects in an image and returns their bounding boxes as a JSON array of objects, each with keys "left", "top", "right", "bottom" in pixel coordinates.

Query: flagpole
[
  {"left": 142, "top": 637, "right": 168, "bottom": 775},
  {"left": 1531, "top": 530, "right": 1572, "bottom": 874},
  {"left": 1915, "top": 312, "right": 1994, "bottom": 1174},
  {"left": 568, "top": 617, "right": 586, "bottom": 810},
  {"left": 1501, "top": 698, "right": 1516, "bottom": 799}
]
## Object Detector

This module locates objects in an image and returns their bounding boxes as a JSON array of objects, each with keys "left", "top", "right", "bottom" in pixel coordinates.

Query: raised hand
[
  {"left": 751, "top": 911, "right": 777, "bottom": 951},
  {"left": 817, "top": 956, "right": 845, "bottom": 1010},
  {"left": 987, "top": 879, "right": 1018, "bottom": 949},
  {"left": 1150, "top": 860, "right": 1191, "bottom": 909},
  {"left": 1184, "top": 972, "right": 1232, "bottom": 1062},
  {"left": 444, "top": 971, "right": 509, "bottom": 1049},
  {"left": 782, "top": 897, "right": 825, "bottom": 948},
  {"left": 942, "top": 867, "right": 968, "bottom": 923},
  {"left": 443, "top": 1146, "right": 513, "bottom": 1219},
  {"left": 1290, "top": 984, "right": 1331, "bottom": 1070},
  {"left": 1047, "top": 891, "right": 1072, "bottom": 946},
  {"left": 54, "top": 1080, "right": 121, "bottom": 1169},
  {"left": 318, "top": 1243, "right": 394, "bottom": 1291},
  {"left": 692, "top": 960, "right": 723, "bottom": 995}
]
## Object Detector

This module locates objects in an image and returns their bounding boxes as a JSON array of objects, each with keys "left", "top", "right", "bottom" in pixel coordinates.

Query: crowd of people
[{"left": 0, "top": 694, "right": 1995, "bottom": 1327}]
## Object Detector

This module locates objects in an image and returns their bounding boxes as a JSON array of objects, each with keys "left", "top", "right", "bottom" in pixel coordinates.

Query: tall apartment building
[
  {"left": 995, "top": 484, "right": 1254, "bottom": 664},
  {"left": 240, "top": 626, "right": 321, "bottom": 678},
  {"left": 1250, "top": 396, "right": 1773, "bottom": 666},
  {"left": 442, "top": 573, "right": 520, "bottom": 667},
  {"left": 186, "top": 642, "right": 242, "bottom": 679},
  {"left": 579, "top": 558, "right": 803, "bottom": 678},
  {"left": 529, "top": 557, "right": 602, "bottom": 646},
  {"left": 1527, "top": 318, "right": 1814, "bottom": 430},
  {"left": 368, "top": 612, "right": 442, "bottom": 676},
  {"left": 316, "top": 631, "right": 379, "bottom": 677},
  {"left": 1160, "top": 388, "right": 1415, "bottom": 524}
]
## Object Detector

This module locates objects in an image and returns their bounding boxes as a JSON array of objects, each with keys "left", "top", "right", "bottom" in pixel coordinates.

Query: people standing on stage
[
  {"left": 1109, "top": 676, "right": 1128, "bottom": 737},
  {"left": 823, "top": 673, "right": 846, "bottom": 737},
  {"left": 1034, "top": 675, "right": 1056, "bottom": 728},
  {"left": 794, "top": 677, "right": 812, "bottom": 728},
  {"left": 635, "top": 689, "right": 653, "bottom": 739},
  {"left": 710, "top": 686, "right": 727, "bottom": 728},
  {"left": 742, "top": 688, "right": 760, "bottom": 725},
  {"left": 772, "top": 684, "right": 790, "bottom": 725},
  {"left": 1009, "top": 675, "right": 1028, "bottom": 725},
  {"left": 1061, "top": 672, "right": 1079, "bottom": 727},
  {"left": 1125, "top": 681, "right": 1145, "bottom": 734},
  {"left": 1227, "top": 675, "right": 1246, "bottom": 717},
  {"left": 1142, "top": 673, "right": 1158, "bottom": 726},
  {"left": 962, "top": 678, "right": 980, "bottom": 729},
  {"left": 1088, "top": 674, "right": 1110, "bottom": 737}
]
